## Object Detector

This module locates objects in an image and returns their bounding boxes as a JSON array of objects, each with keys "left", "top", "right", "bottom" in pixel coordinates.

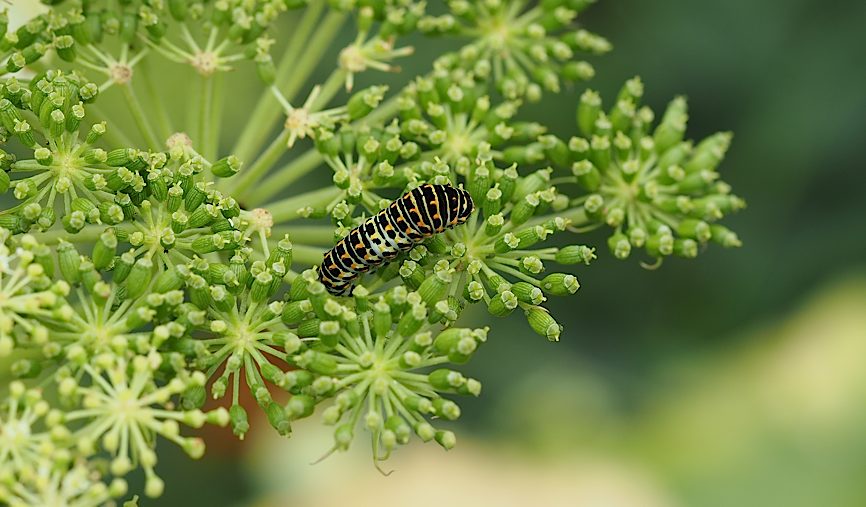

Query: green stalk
[
  {"left": 246, "top": 148, "right": 322, "bottom": 206},
  {"left": 291, "top": 244, "right": 326, "bottom": 266},
  {"left": 361, "top": 93, "right": 403, "bottom": 125},
  {"left": 230, "top": 130, "right": 290, "bottom": 199},
  {"left": 271, "top": 225, "right": 336, "bottom": 245},
  {"left": 247, "top": 93, "right": 400, "bottom": 207},
  {"left": 87, "top": 104, "right": 137, "bottom": 148},
  {"left": 311, "top": 68, "right": 348, "bottom": 111},
  {"left": 199, "top": 74, "right": 215, "bottom": 160},
  {"left": 33, "top": 224, "right": 105, "bottom": 244},
  {"left": 266, "top": 186, "right": 342, "bottom": 224},
  {"left": 526, "top": 208, "right": 592, "bottom": 229},
  {"left": 120, "top": 83, "right": 161, "bottom": 150},
  {"left": 230, "top": 3, "right": 323, "bottom": 162},
  {"left": 209, "top": 72, "right": 226, "bottom": 161},
  {"left": 140, "top": 56, "right": 173, "bottom": 142},
  {"left": 231, "top": 8, "right": 346, "bottom": 163}
]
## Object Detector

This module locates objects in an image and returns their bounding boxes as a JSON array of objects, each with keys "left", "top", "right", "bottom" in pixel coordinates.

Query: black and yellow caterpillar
[{"left": 319, "top": 183, "right": 474, "bottom": 296}]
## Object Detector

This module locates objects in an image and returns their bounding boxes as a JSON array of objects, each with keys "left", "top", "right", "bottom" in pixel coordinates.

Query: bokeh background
[{"left": 9, "top": 1, "right": 866, "bottom": 505}]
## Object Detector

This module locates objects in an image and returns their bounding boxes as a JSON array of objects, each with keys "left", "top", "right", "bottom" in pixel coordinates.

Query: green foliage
[{"left": 0, "top": 0, "right": 744, "bottom": 502}]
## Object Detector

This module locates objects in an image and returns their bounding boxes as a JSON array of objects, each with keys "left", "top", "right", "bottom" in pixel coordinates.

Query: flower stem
[
  {"left": 266, "top": 186, "right": 342, "bottom": 223},
  {"left": 33, "top": 225, "right": 105, "bottom": 244},
  {"left": 360, "top": 93, "right": 403, "bottom": 125},
  {"left": 230, "top": 130, "right": 289, "bottom": 199},
  {"left": 199, "top": 75, "right": 215, "bottom": 161},
  {"left": 291, "top": 244, "right": 325, "bottom": 266},
  {"left": 120, "top": 83, "right": 161, "bottom": 150},
  {"left": 271, "top": 225, "right": 335, "bottom": 246},
  {"left": 141, "top": 56, "right": 173, "bottom": 142},
  {"left": 245, "top": 92, "right": 401, "bottom": 207},
  {"left": 311, "top": 68, "right": 348, "bottom": 111},
  {"left": 210, "top": 72, "right": 225, "bottom": 161},
  {"left": 230, "top": 7, "right": 346, "bottom": 163},
  {"left": 246, "top": 148, "right": 321, "bottom": 206},
  {"left": 526, "top": 208, "right": 591, "bottom": 229}
]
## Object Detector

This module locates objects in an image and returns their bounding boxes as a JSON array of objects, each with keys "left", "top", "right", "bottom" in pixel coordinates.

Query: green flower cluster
[
  {"left": 281, "top": 277, "right": 486, "bottom": 466},
  {"left": 0, "top": 0, "right": 746, "bottom": 501},
  {"left": 421, "top": 0, "right": 611, "bottom": 100},
  {"left": 0, "top": 232, "right": 228, "bottom": 501},
  {"left": 516, "top": 77, "right": 746, "bottom": 261}
]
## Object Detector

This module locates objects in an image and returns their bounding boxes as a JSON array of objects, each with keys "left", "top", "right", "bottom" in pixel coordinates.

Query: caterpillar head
[{"left": 451, "top": 186, "right": 474, "bottom": 226}]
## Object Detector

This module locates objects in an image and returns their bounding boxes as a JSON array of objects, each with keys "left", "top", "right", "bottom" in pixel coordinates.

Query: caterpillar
[{"left": 319, "top": 183, "right": 474, "bottom": 296}]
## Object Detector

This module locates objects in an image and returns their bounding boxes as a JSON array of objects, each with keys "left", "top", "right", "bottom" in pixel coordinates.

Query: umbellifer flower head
[
  {"left": 421, "top": 0, "right": 610, "bottom": 100},
  {"left": 57, "top": 353, "right": 228, "bottom": 497},
  {"left": 281, "top": 283, "right": 484, "bottom": 466},
  {"left": 559, "top": 77, "right": 745, "bottom": 261}
]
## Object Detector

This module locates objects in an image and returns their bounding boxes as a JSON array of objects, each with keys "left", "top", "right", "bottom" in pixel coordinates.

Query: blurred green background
[{"left": 11, "top": 0, "right": 866, "bottom": 505}]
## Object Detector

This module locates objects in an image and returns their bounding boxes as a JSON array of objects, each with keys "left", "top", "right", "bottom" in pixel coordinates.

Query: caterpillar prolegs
[{"left": 319, "top": 184, "right": 474, "bottom": 296}]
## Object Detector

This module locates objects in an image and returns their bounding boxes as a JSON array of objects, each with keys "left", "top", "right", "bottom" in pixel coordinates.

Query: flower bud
[
  {"left": 525, "top": 306, "right": 561, "bottom": 341},
  {"left": 348, "top": 85, "right": 387, "bottom": 120},
  {"left": 485, "top": 213, "right": 504, "bottom": 237},
  {"left": 541, "top": 273, "right": 580, "bottom": 296},
  {"left": 429, "top": 369, "right": 466, "bottom": 390},
  {"left": 211, "top": 155, "right": 242, "bottom": 178},
  {"left": 256, "top": 55, "right": 276, "bottom": 84},
  {"left": 298, "top": 350, "right": 338, "bottom": 375},
  {"left": 677, "top": 219, "right": 712, "bottom": 243},
  {"left": 510, "top": 281, "right": 545, "bottom": 305},
  {"left": 281, "top": 301, "right": 309, "bottom": 325},
  {"left": 92, "top": 228, "right": 117, "bottom": 270},
  {"left": 710, "top": 224, "right": 742, "bottom": 248},
  {"left": 572, "top": 159, "right": 601, "bottom": 191},
  {"left": 250, "top": 270, "right": 275, "bottom": 302},
  {"left": 577, "top": 89, "right": 601, "bottom": 136},
  {"left": 285, "top": 394, "right": 316, "bottom": 420},
  {"left": 229, "top": 404, "right": 249, "bottom": 439},
  {"left": 397, "top": 302, "right": 426, "bottom": 337},
  {"left": 417, "top": 268, "right": 450, "bottom": 306},
  {"left": 510, "top": 192, "right": 540, "bottom": 225},
  {"left": 652, "top": 96, "right": 688, "bottom": 153},
  {"left": 607, "top": 232, "right": 631, "bottom": 259},
  {"left": 673, "top": 238, "right": 698, "bottom": 258},
  {"left": 58, "top": 241, "right": 81, "bottom": 284},
  {"left": 487, "top": 290, "right": 517, "bottom": 317},
  {"left": 125, "top": 258, "right": 153, "bottom": 299},
  {"left": 646, "top": 231, "right": 675, "bottom": 257},
  {"left": 556, "top": 245, "right": 595, "bottom": 265},
  {"left": 432, "top": 398, "right": 460, "bottom": 420},
  {"left": 435, "top": 430, "right": 457, "bottom": 451}
]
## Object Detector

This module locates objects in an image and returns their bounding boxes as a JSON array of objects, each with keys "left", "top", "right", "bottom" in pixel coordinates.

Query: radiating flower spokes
[
  {"left": 0, "top": 458, "right": 128, "bottom": 507},
  {"left": 58, "top": 353, "right": 228, "bottom": 498}
]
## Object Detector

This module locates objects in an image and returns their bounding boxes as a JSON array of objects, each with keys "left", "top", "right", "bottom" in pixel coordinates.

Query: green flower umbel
[
  {"left": 0, "top": 230, "right": 67, "bottom": 358},
  {"left": 421, "top": 0, "right": 610, "bottom": 100},
  {"left": 284, "top": 284, "right": 484, "bottom": 466},
  {"left": 397, "top": 69, "right": 545, "bottom": 167},
  {"left": 0, "top": 71, "right": 140, "bottom": 234},
  {"left": 396, "top": 159, "right": 594, "bottom": 341},
  {"left": 174, "top": 245, "right": 295, "bottom": 439},
  {"left": 558, "top": 77, "right": 745, "bottom": 261},
  {"left": 0, "top": 459, "right": 128, "bottom": 507},
  {"left": 57, "top": 353, "right": 228, "bottom": 498}
]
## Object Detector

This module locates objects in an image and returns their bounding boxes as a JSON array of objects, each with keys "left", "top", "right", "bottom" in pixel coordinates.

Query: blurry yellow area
[
  {"left": 8, "top": 1, "right": 46, "bottom": 28},
  {"left": 243, "top": 274, "right": 866, "bottom": 507}
]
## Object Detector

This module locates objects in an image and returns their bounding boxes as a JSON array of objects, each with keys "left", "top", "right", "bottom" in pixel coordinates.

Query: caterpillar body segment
[{"left": 319, "top": 184, "right": 474, "bottom": 296}]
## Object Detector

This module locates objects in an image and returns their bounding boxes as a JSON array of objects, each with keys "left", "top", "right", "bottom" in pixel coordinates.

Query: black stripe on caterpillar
[{"left": 319, "top": 183, "right": 474, "bottom": 296}]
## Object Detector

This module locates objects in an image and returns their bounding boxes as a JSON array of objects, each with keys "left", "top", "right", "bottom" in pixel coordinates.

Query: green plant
[{"left": 0, "top": 0, "right": 744, "bottom": 503}]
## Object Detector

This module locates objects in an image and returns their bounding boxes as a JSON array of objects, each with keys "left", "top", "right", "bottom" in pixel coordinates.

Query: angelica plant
[{"left": 0, "top": 0, "right": 745, "bottom": 502}]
